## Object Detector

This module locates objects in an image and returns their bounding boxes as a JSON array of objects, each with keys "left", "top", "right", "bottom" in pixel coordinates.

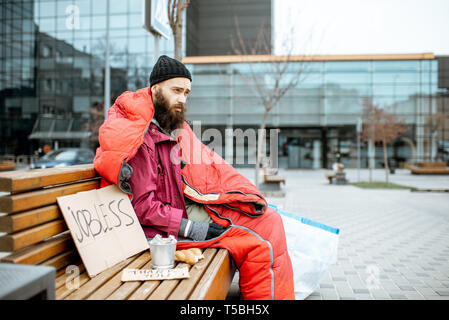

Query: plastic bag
[{"left": 269, "top": 204, "right": 340, "bottom": 300}]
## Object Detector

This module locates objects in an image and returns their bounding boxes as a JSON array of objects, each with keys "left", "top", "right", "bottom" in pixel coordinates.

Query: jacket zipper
[{"left": 169, "top": 143, "right": 187, "bottom": 216}]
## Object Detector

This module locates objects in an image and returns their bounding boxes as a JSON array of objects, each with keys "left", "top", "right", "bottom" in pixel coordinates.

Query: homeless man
[{"left": 93, "top": 55, "right": 295, "bottom": 300}]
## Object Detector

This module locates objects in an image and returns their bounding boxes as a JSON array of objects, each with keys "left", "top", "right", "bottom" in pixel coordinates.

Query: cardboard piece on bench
[{"left": 56, "top": 185, "right": 149, "bottom": 278}]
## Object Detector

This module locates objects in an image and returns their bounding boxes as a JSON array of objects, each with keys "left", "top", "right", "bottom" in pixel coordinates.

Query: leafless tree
[
  {"left": 425, "top": 112, "right": 445, "bottom": 161},
  {"left": 361, "top": 98, "right": 409, "bottom": 185},
  {"left": 231, "top": 19, "right": 309, "bottom": 188},
  {"left": 168, "top": 0, "right": 190, "bottom": 61}
]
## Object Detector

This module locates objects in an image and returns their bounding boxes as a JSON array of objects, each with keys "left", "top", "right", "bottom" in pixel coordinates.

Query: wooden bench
[
  {"left": 263, "top": 174, "right": 286, "bottom": 185},
  {"left": 261, "top": 166, "right": 285, "bottom": 189},
  {"left": 0, "top": 161, "right": 17, "bottom": 172},
  {"left": 325, "top": 172, "right": 347, "bottom": 185},
  {"left": 325, "top": 173, "right": 336, "bottom": 184},
  {"left": 0, "top": 164, "right": 236, "bottom": 300},
  {"left": 409, "top": 162, "right": 449, "bottom": 175}
]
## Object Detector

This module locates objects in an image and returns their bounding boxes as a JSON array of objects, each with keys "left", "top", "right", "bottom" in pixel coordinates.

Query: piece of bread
[{"left": 175, "top": 248, "right": 204, "bottom": 265}]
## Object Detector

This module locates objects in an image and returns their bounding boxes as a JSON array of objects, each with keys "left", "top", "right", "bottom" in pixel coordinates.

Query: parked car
[{"left": 30, "top": 148, "right": 95, "bottom": 169}]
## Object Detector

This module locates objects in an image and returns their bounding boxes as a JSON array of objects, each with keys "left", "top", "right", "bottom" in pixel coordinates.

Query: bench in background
[
  {"left": 0, "top": 164, "right": 235, "bottom": 300},
  {"left": 408, "top": 162, "right": 449, "bottom": 175}
]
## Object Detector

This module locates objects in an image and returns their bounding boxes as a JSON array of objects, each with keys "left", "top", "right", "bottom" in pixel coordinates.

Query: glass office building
[
  {"left": 1, "top": 1, "right": 448, "bottom": 169},
  {"left": 0, "top": 0, "right": 175, "bottom": 156},
  {"left": 184, "top": 55, "right": 445, "bottom": 169}
]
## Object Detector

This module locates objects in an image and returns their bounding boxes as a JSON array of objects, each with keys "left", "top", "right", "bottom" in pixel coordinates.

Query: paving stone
[
  {"left": 305, "top": 295, "right": 322, "bottom": 300},
  {"left": 398, "top": 285, "right": 416, "bottom": 291},
  {"left": 436, "top": 290, "right": 449, "bottom": 296},
  {"left": 407, "top": 279, "right": 424, "bottom": 285},
  {"left": 404, "top": 292, "right": 425, "bottom": 300},
  {"left": 425, "top": 296, "right": 449, "bottom": 300},
  {"left": 370, "top": 289, "right": 391, "bottom": 299},
  {"left": 331, "top": 276, "right": 347, "bottom": 282},
  {"left": 380, "top": 280, "right": 400, "bottom": 291},
  {"left": 319, "top": 283, "right": 335, "bottom": 289},
  {"left": 425, "top": 280, "right": 445, "bottom": 288},
  {"left": 319, "top": 288, "right": 339, "bottom": 300},
  {"left": 415, "top": 272, "right": 430, "bottom": 277},
  {"left": 346, "top": 276, "right": 366, "bottom": 290},
  {"left": 353, "top": 288, "right": 370, "bottom": 294},
  {"left": 344, "top": 271, "right": 357, "bottom": 275},
  {"left": 389, "top": 293, "right": 408, "bottom": 300},
  {"left": 421, "top": 267, "right": 435, "bottom": 271},
  {"left": 391, "top": 278, "right": 410, "bottom": 286},
  {"left": 433, "top": 272, "right": 449, "bottom": 280},
  {"left": 415, "top": 287, "right": 438, "bottom": 296},
  {"left": 329, "top": 267, "right": 346, "bottom": 276},
  {"left": 308, "top": 291, "right": 320, "bottom": 297}
]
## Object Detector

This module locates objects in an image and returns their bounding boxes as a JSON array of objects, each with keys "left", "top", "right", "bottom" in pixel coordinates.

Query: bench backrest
[{"left": 0, "top": 164, "right": 99, "bottom": 273}]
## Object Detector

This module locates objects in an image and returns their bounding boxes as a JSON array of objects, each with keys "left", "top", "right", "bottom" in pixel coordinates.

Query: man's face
[{"left": 152, "top": 77, "right": 191, "bottom": 133}]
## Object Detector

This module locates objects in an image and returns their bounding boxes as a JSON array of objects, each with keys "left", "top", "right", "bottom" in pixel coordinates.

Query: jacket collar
[{"left": 147, "top": 119, "right": 177, "bottom": 144}]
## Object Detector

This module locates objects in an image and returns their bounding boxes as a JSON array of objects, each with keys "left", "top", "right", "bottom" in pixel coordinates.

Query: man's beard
[{"left": 153, "top": 89, "right": 186, "bottom": 134}]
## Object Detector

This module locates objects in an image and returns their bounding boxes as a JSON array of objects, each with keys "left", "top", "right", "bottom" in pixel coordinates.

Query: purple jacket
[{"left": 127, "top": 121, "right": 188, "bottom": 239}]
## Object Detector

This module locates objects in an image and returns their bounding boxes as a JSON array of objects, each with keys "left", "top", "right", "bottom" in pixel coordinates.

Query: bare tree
[
  {"left": 361, "top": 99, "right": 409, "bottom": 185},
  {"left": 168, "top": 0, "right": 190, "bottom": 61},
  {"left": 231, "top": 20, "right": 309, "bottom": 188},
  {"left": 425, "top": 112, "right": 445, "bottom": 161}
]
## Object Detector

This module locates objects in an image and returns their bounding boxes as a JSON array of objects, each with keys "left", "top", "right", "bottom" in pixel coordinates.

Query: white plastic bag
[{"left": 269, "top": 204, "right": 340, "bottom": 300}]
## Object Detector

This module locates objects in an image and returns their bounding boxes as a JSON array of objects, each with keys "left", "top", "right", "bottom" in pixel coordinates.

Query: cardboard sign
[{"left": 57, "top": 185, "right": 149, "bottom": 277}]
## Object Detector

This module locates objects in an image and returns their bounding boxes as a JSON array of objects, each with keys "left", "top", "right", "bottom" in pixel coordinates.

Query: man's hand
[
  {"left": 206, "top": 222, "right": 225, "bottom": 240},
  {"left": 180, "top": 219, "right": 226, "bottom": 241}
]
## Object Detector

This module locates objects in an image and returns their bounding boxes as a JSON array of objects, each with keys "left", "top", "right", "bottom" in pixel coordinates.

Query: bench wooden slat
[
  {"left": 55, "top": 262, "right": 86, "bottom": 289},
  {"left": 87, "top": 251, "right": 151, "bottom": 300},
  {"left": 126, "top": 276, "right": 161, "bottom": 300},
  {"left": 0, "top": 219, "right": 67, "bottom": 251},
  {"left": 0, "top": 180, "right": 99, "bottom": 213},
  {"left": 56, "top": 271, "right": 91, "bottom": 300},
  {"left": 0, "top": 164, "right": 97, "bottom": 193},
  {"left": 0, "top": 205, "right": 61, "bottom": 233},
  {"left": 168, "top": 248, "right": 217, "bottom": 300},
  {"left": 264, "top": 175, "right": 285, "bottom": 183},
  {"left": 189, "top": 249, "right": 233, "bottom": 300},
  {"left": 147, "top": 263, "right": 190, "bottom": 300},
  {"left": 0, "top": 232, "right": 74, "bottom": 264},
  {"left": 39, "top": 249, "right": 80, "bottom": 271},
  {"left": 63, "top": 252, "right": 142, "bottom": 300},
  {"left": 106, "top": 259, "right": 154, "bottom": 300}
]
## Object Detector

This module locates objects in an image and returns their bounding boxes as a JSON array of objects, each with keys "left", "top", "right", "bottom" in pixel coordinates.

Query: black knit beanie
[{"left": 149, "top": 55, "right": 192, "bottom": 86}]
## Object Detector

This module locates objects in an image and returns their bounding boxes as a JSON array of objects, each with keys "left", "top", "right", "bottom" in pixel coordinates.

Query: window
[
  {"left": 42, "top": 44, "right": 52, "bottom": 57},
  {"left": 77, "top": 150, "right": 94, "bottom": 162}
]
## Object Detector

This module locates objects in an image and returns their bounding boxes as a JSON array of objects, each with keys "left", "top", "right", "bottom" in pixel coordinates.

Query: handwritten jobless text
[{"left": 67, "top": 198, "right": 135, "bottom": 243}]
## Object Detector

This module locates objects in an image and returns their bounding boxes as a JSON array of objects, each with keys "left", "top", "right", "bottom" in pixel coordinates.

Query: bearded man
[{"left": 94, "top": 55, "right": 295, "bottom": 300}]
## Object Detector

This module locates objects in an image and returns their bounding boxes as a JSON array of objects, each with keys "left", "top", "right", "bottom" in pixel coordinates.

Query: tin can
[{"left": 149, "top": 235, "right": 177, "bottom": 269}]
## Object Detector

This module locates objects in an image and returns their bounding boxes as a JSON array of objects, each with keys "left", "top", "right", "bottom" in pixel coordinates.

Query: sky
[{"left": 274, "top": 0, "right": 449, "bottom": 56}]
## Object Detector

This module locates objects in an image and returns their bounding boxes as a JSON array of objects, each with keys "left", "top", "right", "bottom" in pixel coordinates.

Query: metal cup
[{"left": 149, "top": 236, "right": 177, "bottom": 269}]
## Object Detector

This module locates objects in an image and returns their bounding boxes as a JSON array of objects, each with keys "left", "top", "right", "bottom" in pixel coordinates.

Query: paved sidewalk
[{"left": 237, "top": 168, "right": 449, "bottom": 300}]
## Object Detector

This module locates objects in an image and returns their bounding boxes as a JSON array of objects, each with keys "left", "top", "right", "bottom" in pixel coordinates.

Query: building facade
[
  {"left": 1, "top": 1, "right": 448, "bottom": 169},
  {"left": 183, "top": 54, "right": 448, "bottom": 169},
  {"left": 0, "top": 0, "right": 175, "bottom": 156},
  {"left": 186, "top": 0, "right": 272, "bottom": 57}
]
